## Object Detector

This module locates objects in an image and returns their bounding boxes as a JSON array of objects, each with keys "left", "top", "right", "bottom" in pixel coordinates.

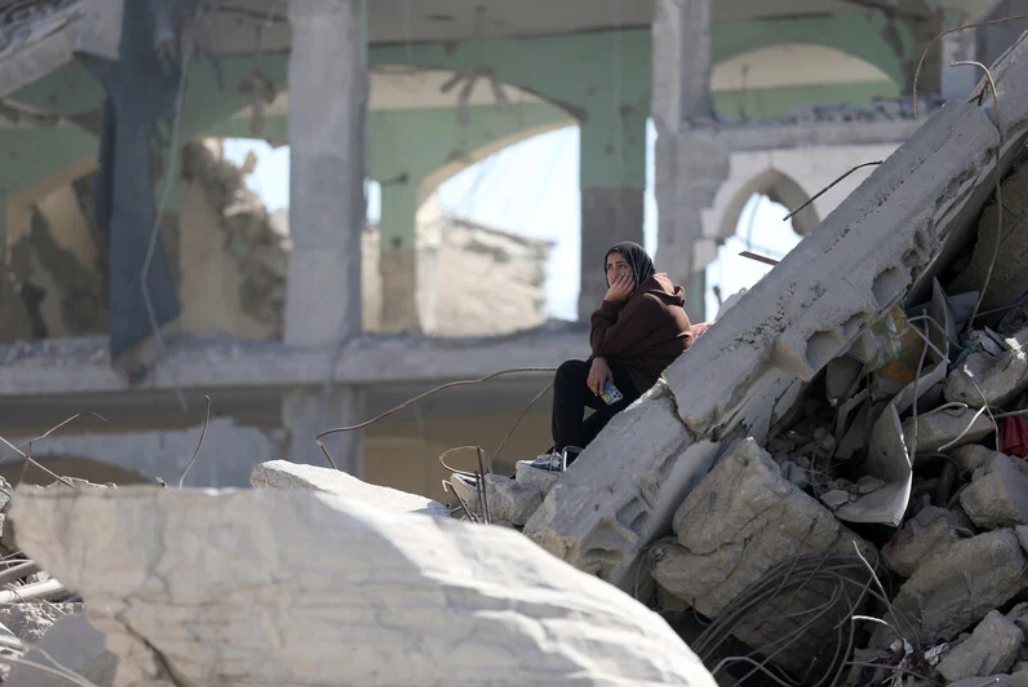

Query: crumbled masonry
[{"left": 13, "top": 14, "right": 1028, "bottom": 687}]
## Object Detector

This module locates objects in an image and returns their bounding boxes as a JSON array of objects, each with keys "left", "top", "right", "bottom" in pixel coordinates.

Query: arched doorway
[{"left": 704, "top": 169, "right": 815, "bottom": 318}]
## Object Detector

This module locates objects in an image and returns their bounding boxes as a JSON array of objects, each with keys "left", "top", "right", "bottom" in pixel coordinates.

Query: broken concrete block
[
  {"left": 4, "top": 613, "right": 118, "bottom": 687},
  {"left": 945, "top": 326, "right": 1028, "bottom": 409},
  {"left": 952, "top": 444, "right": 997, "bottom": 474},
  {"left": 820, "top": 489, "right": 852, "bottom": 510},
  {"left": 524, "top": 383, "right": 720, "bottom": 586},
  {"left": 882, "top": 506, "right": 962, "bottom": 578},
  {"left": 457, "top": 464, "right": 561, "bottom": 527},
  {"left": 961, "top": 453, "right": 1028, "bottom": 528},
  {"left": 652, "top": 439, "right": 871, "bottom": 673},
  {"left": 875, "top": 529, "right": 1028, "bottom": 647},
  {"left": 458, "top": 474, "right": 547, "bottom": 527},
  {"left": 949, "top": 162, "right": 1028, "bottom": 317},
  {"left": 11, "top": 486, "right": 718, "bottom": 687},
  {"left": 902, "top": 405, "right": 994, "bottom": 454},
  {"left": 654, "top": 439, "right": 869, "bottom": 614},
  {"left": 251, "top": 459, "right": 448, "bottom": 518},
  {"left": 937, "top": 610, "right": 1024, "bottom": 682},
  {"left": 0, "top": 602, "right": 82, "bottom": 644},
  {"left": 514, "top": 460, "right": 561, "bottom": 493}
]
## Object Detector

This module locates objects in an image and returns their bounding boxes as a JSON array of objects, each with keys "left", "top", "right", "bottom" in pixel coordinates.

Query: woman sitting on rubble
[{"left": 519, "top": 241, "right": 694, "bottom": 473}]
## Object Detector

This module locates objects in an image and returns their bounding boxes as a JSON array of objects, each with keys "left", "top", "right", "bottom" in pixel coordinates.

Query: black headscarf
[{"left": 605, "top": 241, "right": 656, "bottom": 287}]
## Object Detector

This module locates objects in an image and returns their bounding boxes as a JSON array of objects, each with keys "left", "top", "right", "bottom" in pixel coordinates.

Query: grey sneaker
[{"left": 516, "top": 447, "right": 582, "bottom": 473}]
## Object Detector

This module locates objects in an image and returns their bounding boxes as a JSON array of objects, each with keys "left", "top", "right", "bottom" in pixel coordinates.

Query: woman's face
[{"left": 605, "top": 252, "right": 633, "bottom": 286}]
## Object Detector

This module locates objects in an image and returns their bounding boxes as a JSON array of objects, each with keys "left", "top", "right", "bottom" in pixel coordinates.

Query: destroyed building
[
  {"left": 0, "top": 0, "right": 1002, "bottom": 499},
  {"left": 8, "top": 0, "right": 1028, "bottom": 685}
]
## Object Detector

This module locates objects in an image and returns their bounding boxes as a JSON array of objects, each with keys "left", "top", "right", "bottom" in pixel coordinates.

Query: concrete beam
[{"left": 0, "top": 329, "right": 586, "bottom": 397}]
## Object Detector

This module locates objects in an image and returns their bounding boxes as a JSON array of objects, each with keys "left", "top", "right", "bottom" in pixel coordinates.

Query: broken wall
[{"left": 362, "top": 203, "right": 552, "bottom": 337}]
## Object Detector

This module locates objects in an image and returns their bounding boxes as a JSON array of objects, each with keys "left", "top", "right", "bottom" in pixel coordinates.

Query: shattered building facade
[
  {"left": 7, "top": 1, "right": 1028, "bottom": 686},
  {"left": 0, "top": 0, "right": 1022, "bottom": 500}
]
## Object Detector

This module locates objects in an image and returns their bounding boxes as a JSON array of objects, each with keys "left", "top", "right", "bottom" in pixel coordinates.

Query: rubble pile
[
  {"left": 9, "top": 21, "right": 1028, "bottom": 687},
  {"left": 450, "top": 34, "right": 1028, "bottom": 687},
  {"left": 458, "top": 166, "right": 1028, "bottom": 684}
]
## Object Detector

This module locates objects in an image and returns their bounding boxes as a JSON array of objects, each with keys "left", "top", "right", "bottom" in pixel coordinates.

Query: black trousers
[{"left": 551, "top": 359, "right": 641, "bottom": 455}]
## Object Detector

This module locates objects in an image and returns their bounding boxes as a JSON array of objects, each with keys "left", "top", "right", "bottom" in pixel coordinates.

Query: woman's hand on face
[
  {"left": 604, "top": 273, "right": 635, "bottom": 302},
  {"left": 588, "top": 357, "right": 613, "bottom": 396}
]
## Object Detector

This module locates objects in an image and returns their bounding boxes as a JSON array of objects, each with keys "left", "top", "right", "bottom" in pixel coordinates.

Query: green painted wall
[
  {"left": 208, "top": 100, "right": 571, "bottom": 247},
  {"left": 370, "top": 30, "right": 651, "bottom": 190},
  {"left": 714, "top": 79, "right": 901, "bottom": 120},
  {"left": 712, "top": 14, "right": 910, "bottom": 88},
  {"left": 0, "top": 7, "right": 961, "bottom": 256}
]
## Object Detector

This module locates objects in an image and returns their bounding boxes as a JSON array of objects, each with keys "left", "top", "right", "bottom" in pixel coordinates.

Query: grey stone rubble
[
  {"left": 937, "top": 611, "right": 1024, "bottom": 683},
  {"left": 429, "top": 28, "right": 1028, "bottom": 687},
  {"left": 12, "top": 15, "right": 1028, "bottom": 687}
]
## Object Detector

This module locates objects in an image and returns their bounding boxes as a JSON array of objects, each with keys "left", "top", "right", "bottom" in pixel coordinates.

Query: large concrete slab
[
  {"left": 651, "top": 438, "right": 871, "bottom": 674},
  {"left": 524, "top": 31, "right": 1028, "bottom": 589},
  {"left": 874, "top": 529, "right": 1028, "bottom": 646},
  {"left": 11, "top": 486, "right": 718, "bottom": 687},
  {"left": 251, "top": 459, "right": 448, "bottom": 518},
  {"left": 0, "top": 328, "right": 586, "bottom": 397}
]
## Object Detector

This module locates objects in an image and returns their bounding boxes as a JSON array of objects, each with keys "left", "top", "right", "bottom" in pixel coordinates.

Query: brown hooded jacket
[{"left": 589, "top": 273, "right": 693, "bottom": 394}]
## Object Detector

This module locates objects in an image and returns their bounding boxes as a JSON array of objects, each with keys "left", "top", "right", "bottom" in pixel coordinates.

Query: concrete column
[
  {"left": 378, "top": 181, "right": 422, "bottom": 334},
  {"left": 577, "top": 89, "right": 648, "bottom": 320},
  {"left": 283, "top": 0, "right": 368, "bottom": 474},
  {"left": 652, "top": 0, "right": 729, "bottom": 323}
]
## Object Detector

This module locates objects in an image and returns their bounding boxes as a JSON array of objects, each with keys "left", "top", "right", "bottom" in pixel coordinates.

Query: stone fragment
[
  {"left": 960, "top": 453, "right": 1028, "bottom": 528},
  {"left": 514, "top": 460, "right": 561, "bottom": 493},
  {"left": 11, "top": 486, "right": 717, "bottom": 687},
  {"left": 945, "top": 333, "right": 1028, "bottom": 409},
  {"left": 820, "top": 489, "right": 852, "bottom": 510},
  {"left": 902, "top": 405, "right": 994, "bottom": 454},
  {"left": 874, "top": 529, "right": 1028, "bottom": 647},
  {"left": 4, "top": 613, "right": 118, "bottom": 687},
  {"left": 937, "top": 611, "right": 1023, "bottom": 682},
  {"left": 460, "top": 474, "right": 548, "bottom": 527},
  {"left": 653, "top": 439, "right": 871, "bottom": 673},
  {"left": 941, "top": 341, "right": 1028, "bottom": 411},
  {"left": 0, "top": 603, "right": 82, "bottom": 644},
  {"left": 251, "top": 459, "right": 448, "bottom": 518},
  {"left": 882, "top": 506, "right": 962, "bottom": 578},
  {"left": 952, "top": 444, "right": 998, "bottom": 474}
]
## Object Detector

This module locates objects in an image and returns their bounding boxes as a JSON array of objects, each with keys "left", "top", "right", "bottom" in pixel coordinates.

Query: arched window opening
[{"left": 705, "top": 193, "right": 803, "bottom": 318}]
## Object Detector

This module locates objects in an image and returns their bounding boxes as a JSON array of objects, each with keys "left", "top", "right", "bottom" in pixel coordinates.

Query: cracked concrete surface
[
  {"left": 650, "top": 438, "right": 872, "bottom": 674},
  {"left": 10, "top": 486, "right": 718, "bottom": 687}
]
